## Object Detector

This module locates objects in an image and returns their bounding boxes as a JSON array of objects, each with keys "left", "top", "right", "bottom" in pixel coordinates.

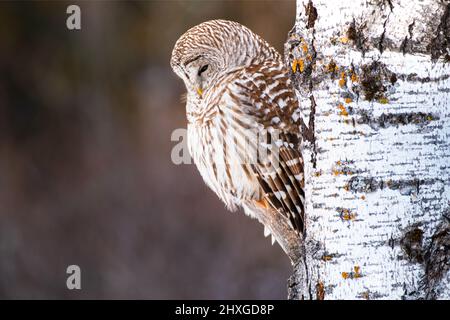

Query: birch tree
[{"left": 285, "top": 0, "right": 450, "bottom": 299}]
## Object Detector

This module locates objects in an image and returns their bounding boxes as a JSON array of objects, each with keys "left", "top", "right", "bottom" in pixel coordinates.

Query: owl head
[{"left": 170, "top": 19, "right": 280, "bottom": 98}]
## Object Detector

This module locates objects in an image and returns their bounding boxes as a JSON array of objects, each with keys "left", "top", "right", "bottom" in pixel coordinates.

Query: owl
[{"left": 170, "top": 20, "right": 304, "bottom": 260}]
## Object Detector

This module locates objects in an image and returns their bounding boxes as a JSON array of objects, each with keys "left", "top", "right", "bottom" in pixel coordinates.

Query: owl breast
[{"left": 187, "top": 109, "right": 262, "bottom": 212}]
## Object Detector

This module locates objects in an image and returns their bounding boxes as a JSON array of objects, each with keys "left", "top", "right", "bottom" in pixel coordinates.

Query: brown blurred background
[{"left": 0, "top": 0, "right": 296, "bottom": 299}]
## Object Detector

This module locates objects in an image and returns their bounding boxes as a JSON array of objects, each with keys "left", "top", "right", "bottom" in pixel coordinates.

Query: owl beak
[{"left": 196, "top": 87, "right": 203, "bottom": 97}]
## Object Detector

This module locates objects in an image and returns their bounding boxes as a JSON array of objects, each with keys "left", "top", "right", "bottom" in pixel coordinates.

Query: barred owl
[{"left": 170, "top": 20, "right": 304, "bottom": 258}]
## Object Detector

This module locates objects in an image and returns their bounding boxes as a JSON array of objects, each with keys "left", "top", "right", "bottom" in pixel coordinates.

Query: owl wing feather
[{"left": 219, "top": 60, "right": 305, "bottom": 234}]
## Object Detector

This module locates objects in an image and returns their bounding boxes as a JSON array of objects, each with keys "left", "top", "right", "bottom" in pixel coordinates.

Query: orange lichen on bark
[
  {"left": 342, "top": 266, "right": 362, "bottom": 279},
  {"left": 351, "top": 72, "right": 358, "bottom": 83},
  {"left": 338, "top": 71, "right": 346, "bottom": 87},
  {"left": 322, "top": 255, "right": 333, "bottom": 261},
  {"left": 298, "top": 59, "right": 305, "bottom": 72},
  {"left": 344, "top": 97, "right": 353, "bottom": 104},
  {"left": 302, "top": 43, "right": 308, "bottom": 53},
  {"left": 340, "top": 37, "right": 349, "bottom": 44},
  {"left": 338, "top": 104, "right": 348, "bottom": 116},
  {"left": 341, "top": 209, "right": 356, "bottom": 220},
  {"left": 292, "top": 59, "right": 298, "bottom": 73},
  {"left": 313, "top": 170, "right": 323, "bottom": 177},
  {"left": 342, "top": 212, "right": 356, "bottom": 221},
  {"left": 292, "top": 58, "right": 305, "bottom": 73}
]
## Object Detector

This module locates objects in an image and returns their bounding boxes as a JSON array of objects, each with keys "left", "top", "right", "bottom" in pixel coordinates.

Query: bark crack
[
  {"left": 301, "top": 95, "right": 317, "bottom": 169},
  {"left": 378, "top": 13, "right": 391, "bottom": 54},
  {"left": 400, "top": 20, "right": 415, "bottom": 55}
]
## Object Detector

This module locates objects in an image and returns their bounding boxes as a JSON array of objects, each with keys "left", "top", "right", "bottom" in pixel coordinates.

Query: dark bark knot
[
  {"left": 359, "top": 61, "right": 397, "bottom": 102},
  {"left": 346, "top": 19, "right": 368, "bottom": 55},
  {"left": 429, "top": 3, "right": 450, "bottom": 61},
  {"left": 304, "top": 0, "right": 318, "bottom": 29},
  {"left": 401, "top": 227, "right": 424, "bottom": 263}
]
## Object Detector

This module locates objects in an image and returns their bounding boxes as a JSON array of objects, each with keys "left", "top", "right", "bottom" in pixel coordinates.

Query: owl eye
[{"left": 198, "top": 65, "right": 209, "bottom": 76}]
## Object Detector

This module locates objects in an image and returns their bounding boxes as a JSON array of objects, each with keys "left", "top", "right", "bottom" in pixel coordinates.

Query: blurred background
[{"left": 0, "top": 0, "right": 296, "bottom": 299}]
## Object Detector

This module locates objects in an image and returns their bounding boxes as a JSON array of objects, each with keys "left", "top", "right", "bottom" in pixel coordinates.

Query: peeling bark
[{"left": 285, "top": 0, "right": 450, "bottom": 299}]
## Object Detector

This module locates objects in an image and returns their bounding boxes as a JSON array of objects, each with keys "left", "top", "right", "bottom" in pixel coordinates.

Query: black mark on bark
[
  {"left": 357, "top": 290, "right": 386, "bottom": 300},
  {"left": 386, "top": 0, "right": 393, "bottom": 11},
  {"left": 303, "top": 96, "right": 317, "bottom": 169},
  {"left": 429, "top": 3, "right": 450, "bottom": 61},
  {"left": 356, "top": 110, "right": 437, "bottom": 130},
  {"left": 397, "top": 72, "right": 450, "bottom": 83},
  {"left": 359, "top": 61, "right": 396, "bottom": 101},
  {"left": 347, "top": 19, "right": 368, "bottom": 55},
  {"left": 304, "top": 0, "right": 318, "bottom": 29},
  {"left": 443, "top": 53, "right": 450, "bottom": 63},
  {"left": 400, "top": 226, "right": 424, "bottom": 263},
  {"left": 378, "top": 16, "right": 389, "bottom": 54},
  {"left": 347, "top": 176, "right": 437, "bottom": 195},
  {"left": 401, "top": 20, "right": 416, "bottom": 54},
  {"left": 347, "top": 20, "right": 357, "bottom": 42}
]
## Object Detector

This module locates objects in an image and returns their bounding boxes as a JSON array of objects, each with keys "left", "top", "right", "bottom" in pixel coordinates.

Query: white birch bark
[{"left": 285, "top": 0, "right": 450, "bottom": 299}]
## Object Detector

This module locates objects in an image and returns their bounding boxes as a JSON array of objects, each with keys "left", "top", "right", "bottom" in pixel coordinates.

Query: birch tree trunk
[{"left": 285, "top": 0, "right": 450, "bottom": 299}]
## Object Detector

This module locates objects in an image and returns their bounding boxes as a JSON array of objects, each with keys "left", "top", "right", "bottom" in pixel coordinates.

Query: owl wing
[{"left": 219, "top": 60, "right": 305, "bottom": 234}]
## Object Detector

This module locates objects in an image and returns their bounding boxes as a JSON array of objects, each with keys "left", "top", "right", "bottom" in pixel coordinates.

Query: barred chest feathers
[{"left": 186, "top": 82, "right": 262, "bottom": 214}]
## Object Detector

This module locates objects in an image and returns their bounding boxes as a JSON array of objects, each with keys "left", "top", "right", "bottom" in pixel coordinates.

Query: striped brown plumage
[{"left": 170, "top": 20, "right": 305, "bottom": 245}]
